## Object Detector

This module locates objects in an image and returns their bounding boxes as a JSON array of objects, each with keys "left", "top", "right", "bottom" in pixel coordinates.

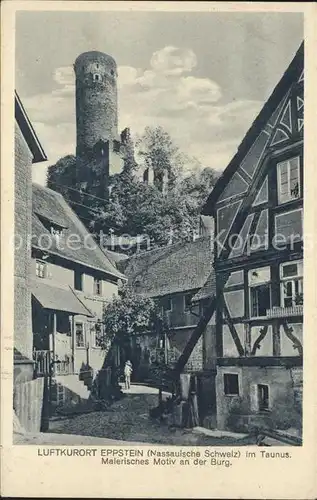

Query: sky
[{"left": 15, "top": 10, "right": 303, "bottom": 185}]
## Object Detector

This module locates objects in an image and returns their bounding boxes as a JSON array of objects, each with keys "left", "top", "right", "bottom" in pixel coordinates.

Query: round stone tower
[{"left": 74, "top": 51, "right": 118, "bottom": 156}]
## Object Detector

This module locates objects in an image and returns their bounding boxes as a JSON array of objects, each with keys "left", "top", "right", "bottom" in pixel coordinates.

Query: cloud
[
  {"left": 27, "top": 46, "right": 264, "bottom": 184},
  {"left": 150, "top": 46, "right": 197, "bottom": 75}
]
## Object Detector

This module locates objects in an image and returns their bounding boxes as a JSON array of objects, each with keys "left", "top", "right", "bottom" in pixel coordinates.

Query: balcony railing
[
  {"left": 33, "top": 350, "right": 74, "bottom": 376},
  {"left": 266, "top": 305, "right": 303, "bottom": 318}
]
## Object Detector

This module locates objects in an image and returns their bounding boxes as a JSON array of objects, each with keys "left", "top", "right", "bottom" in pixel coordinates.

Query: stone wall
[
  {"left": 74, "top": 51, "right": 118, "bottom": 155},
  {"left": 14, "top": 122, "right": 33, "bottom": 362},
  {"left": 215, "top": 365, "right": 302, "bottom": 432}
]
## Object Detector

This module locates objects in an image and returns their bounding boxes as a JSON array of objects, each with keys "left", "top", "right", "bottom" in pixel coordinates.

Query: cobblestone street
[{"left": 48, "top": 384, "right": 256, "bottom": 446}]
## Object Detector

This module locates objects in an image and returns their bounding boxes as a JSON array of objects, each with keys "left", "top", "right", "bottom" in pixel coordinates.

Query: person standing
[{"left": 124, "top": 360, "right": 133, "bottom": 390}]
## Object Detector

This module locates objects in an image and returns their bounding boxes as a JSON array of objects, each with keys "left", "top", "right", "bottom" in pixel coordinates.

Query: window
[
  {"left": 224, "top": 374, "right": 239, "bottom": 395},
  {"left": 91, "top": 322, "right": 104, "bottom": 348},
  {"left": 36, "top": 260, "right": 46, "bottom": 278},
  {"left": 93, "top": 73, "right": 101, "bottom": 82},
  {"left": 184, "top": 294, "right": 193, "bottom": 312},
  {"left": 277, "top": 156, "right": 300, "bottom": 205},
  {"left": 257, "top": 384, "right": 269, "bottom": 411},
  {"left": 275, "top": 209, "right": 303, "bottom": 244},
  {"left": 74, "top": 271, "right": 83, "bottom": 291},
  {"left": 75, "top": 323, "right": 85, "bottom": 348},
  {"left": 280, "top": 261, "right": 303, "bottom": 307},
  {"left": 162, "top": 297, "right": 172, "bottom": 313},
  {"left": 93, "top": 278, "right": 102, "bottom": 296},
  {"left": 248, "top": 267, "right": 271, "bottom": 318},
  {"left": 50, "top": 224, "right": 64, "bottom": 245}
]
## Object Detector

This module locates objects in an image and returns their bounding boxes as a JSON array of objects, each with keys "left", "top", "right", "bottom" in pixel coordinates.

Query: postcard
[{"left": 1, "top": 1, "right": 316, "bottom": 498}]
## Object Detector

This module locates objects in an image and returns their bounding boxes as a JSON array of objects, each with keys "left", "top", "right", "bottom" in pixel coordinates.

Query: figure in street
[{"left": 124, "top": 360, "right": 133, "bottom": 390}]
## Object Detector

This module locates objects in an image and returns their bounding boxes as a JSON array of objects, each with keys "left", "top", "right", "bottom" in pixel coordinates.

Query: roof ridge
[{"left": 203, "top": 41, "right": 304, "bottom": 212}]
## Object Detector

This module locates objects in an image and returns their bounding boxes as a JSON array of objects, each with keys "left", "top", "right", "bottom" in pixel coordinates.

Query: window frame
[
  {"left": 74, "top": 271, "right": 83, "bottom": 291},
  {"left": 36, "top": 259, "right": 47, "bottom": 278},
  {"left": 184, "top": 293, "right": 193, "bottom": 312},
  {"left": 277, "top": 156, "right": 301, "bottom": 205},
  {"left": 257, "top": 384, "right": 270, "bottom": 412},
  {"left": 223, "top": 373, "right": 240, "bottom": 396},
  {"left": 93, "top": 278, "right": 102, "bottom": 296},
  {"left": 75, "top": 322, "right": 85, "bottom": 348},
  {"left": 280, "top": 260, "right": 303, "bottom": 308},
  {"left": 248, "top": 266, "right": 272, "bottom": 319},
  {"left": 162, "top": 297, "right": 172, "bottom": 313},
  {"left": 274, "top": 208, "right": 303, "bottom": 244},
  {"left": 90, "top": 322, "right": 104, "bottom": 349}
]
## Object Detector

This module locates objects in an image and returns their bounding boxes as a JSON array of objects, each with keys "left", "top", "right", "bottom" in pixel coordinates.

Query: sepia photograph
[{"left": 12, "top": 8, "right": 306, "bottom": 449}]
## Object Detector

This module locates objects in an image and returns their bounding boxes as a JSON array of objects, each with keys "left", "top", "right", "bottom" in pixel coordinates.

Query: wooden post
[
  {"left": 52, "top": 312, "right": 56, "bottom": 359},
  {"left": 70, "top": 315, "right": 75, "bottom": 373},
  {"left": 164, "top": 332, "right": 168, "bottom": 365},
  {"left": 272, "top": 319, "right": 281, "bottom": 356}
]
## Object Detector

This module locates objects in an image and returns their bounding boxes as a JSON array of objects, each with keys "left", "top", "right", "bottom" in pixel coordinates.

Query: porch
[{"left": 32, "top": 279, "right": 93, "bottom": 378}]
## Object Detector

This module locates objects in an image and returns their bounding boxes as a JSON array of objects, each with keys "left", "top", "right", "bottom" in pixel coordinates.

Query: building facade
[
  {"left": 120, "top": 237, "right": 216, "bottom": 378},
  {"left": 31, "top": 183, "right": 126, "bottom": 406},
  {"left": 201, "top": 43, "right": 304, "bottom": 432},
  {"left": 14, "top": 92, "right": 47, "bottom": 384}
]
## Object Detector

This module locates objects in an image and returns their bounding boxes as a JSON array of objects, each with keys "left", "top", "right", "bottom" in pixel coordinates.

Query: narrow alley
[{"left": 47, "top": 384, "right": 257, "bottom": 446}]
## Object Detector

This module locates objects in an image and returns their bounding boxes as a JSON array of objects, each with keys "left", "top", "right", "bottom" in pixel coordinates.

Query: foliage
[
  {"left": 47, "top": 155, "right": 77, "bottom": 196},
  {"left": 101, "top": 287, "right": 167, "bottom": 349},
  {"left": 46, "top": 126, "right": 220, "bottom": 250},
  {"left": 136, "top": 126, "right": 184, "bottom": 191}
]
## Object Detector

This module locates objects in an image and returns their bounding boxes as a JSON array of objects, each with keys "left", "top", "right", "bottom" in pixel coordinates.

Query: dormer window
[
  {"left": 37, "top": 215, "right": 66, "bottom": 244},
  {"left": 50, "top": 224, "right": 64, "bottom": 244}
]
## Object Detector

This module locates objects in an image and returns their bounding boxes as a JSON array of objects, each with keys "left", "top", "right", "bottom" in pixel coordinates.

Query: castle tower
[{"left": 74, "top": 51, "right": 118, "bottom": 157}]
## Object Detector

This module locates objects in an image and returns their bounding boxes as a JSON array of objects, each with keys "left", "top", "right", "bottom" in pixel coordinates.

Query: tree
[
  {"left": 136, "top": 126, "right": 185, "bottom": 191},
  {"left": 101, "top": 287, "right": 166, "bottom": 351},
  {"left": 45, "top": 127, "right": 219, "bottom": 251},
  {"left": 47, "top": 155, "right": 78, "bottom": 198},
  {"left": 180, "top": 166, "right": 219, "bottom": 215}
]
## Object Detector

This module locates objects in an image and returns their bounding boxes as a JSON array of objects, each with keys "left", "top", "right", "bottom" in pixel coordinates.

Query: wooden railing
[
  {"left": 266, "top": 305, "right": 303, "bottom": 318},
  {"left": 34, "top": 350, "right": 51, "bottom": 376},
  {"left": 55, "top": 357, "right": 73, "bottom": 375},
  {"left": 34, "top": 350, "right": 73, "bottom": 376}
]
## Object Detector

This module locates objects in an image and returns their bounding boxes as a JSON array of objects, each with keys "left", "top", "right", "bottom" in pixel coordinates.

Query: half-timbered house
[{"left": 199, "top": 43, "right": 304, "bottom": 432}]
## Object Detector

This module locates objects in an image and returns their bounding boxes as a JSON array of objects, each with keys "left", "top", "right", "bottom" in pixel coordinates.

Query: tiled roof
[
  {"left": 32, "top": 183, "right": 126, "bottom": 280},
  {"left": 192, "top": 269, "right": 216, "bottom": 302},
  {"left": 121, "top": 237, "right": 213, "bottom": 298}
]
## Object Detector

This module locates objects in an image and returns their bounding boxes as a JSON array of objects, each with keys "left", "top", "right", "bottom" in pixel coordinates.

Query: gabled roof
[
  {"left": 32, "top": 183, "right": 126, "bottom": 280},
  {"left": 202, "top": 42, "right": 304, "bottom": 215},
  {"left": 15, "top": 91, "right": 47, "bottom": 164},
  {"left": 121, "top": 237, "right": 213, "bottom": 298}
]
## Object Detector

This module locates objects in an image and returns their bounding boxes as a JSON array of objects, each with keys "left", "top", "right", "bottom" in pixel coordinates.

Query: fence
[{"left": 13, "top": 377, "right": 45, "bottom": 433}]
